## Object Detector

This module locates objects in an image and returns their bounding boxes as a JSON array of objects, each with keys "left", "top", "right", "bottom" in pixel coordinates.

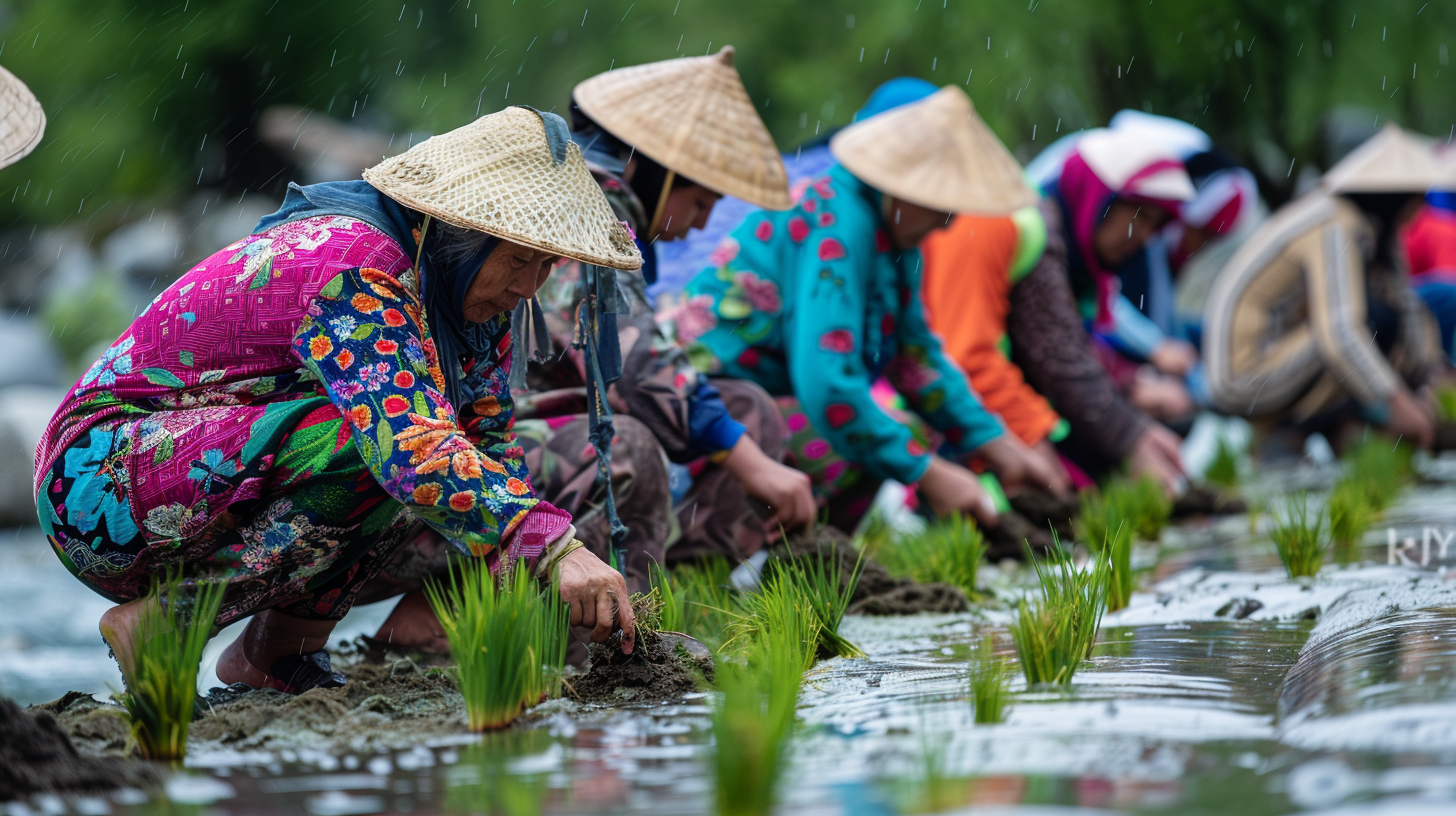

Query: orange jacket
[{"left": 920, "top": 207, "right": 1063, "bottom": 447}]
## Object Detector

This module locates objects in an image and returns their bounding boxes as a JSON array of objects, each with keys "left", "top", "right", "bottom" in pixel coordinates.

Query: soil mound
[
  {"left": 1008, "top": 491, "right": 1078, "bottom": 541},
  {"left": 186, "top": 651, "right": 469, "bottom": 754},
  {"left": 573, "top": 631, "right": 712, "bottom": 705},
  {"left": 781, "top": 527, "right": 971, "bottom": 616},
  {"left": 1172, "top": 482, "right": 1247, "bottom": 517},
  {"left": 984, "top": 511, "right": 1057, "bottom": 559},
  {"left": 2, "top": 696, "right": 160, "bottom": 801}
]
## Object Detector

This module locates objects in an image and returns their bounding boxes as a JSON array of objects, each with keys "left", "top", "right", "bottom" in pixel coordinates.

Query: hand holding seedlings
[
  {"left": 559, "top": 547, "right": 636, "bottom": 654},
  {"left": 977, "top": 435, "right": 1072, "bottom": 498}
]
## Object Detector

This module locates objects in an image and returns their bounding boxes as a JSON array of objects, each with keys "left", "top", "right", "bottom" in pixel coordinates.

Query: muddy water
[{"left": 8, "top": 457, "right": 1456, "bottom": 813}]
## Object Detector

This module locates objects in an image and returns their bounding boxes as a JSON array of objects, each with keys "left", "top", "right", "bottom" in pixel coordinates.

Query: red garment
[{"left": 1404, "top": 205, "right": 1456, "bottom": 280}]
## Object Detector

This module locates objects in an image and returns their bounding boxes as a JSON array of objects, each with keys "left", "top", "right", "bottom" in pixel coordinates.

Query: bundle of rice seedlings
[
  {"left": 1342, "top": 437, "right": 1413, "bottom": 512},
  {"left": 1009, "top": 541, "right": 1109, "bottom": 686},
  {"left": 728, "top": 566, "right": 831, "bottom": 669},
  {"left": 1326, "top": 481, "right": 1373, "bottom": 564},
  {"left": 1203, "top": 436, "right": 1243, "bottom": 488},
  {"left": 1270, "top": 494, "right": 1327, "bottom": 579},
  {"left": 764, "top": 550, "right": 864, "bottom": 660},
  {"left": 670, "top": 556, "right": 741, "bottom": 652},
  {"left": 1077, "top": 476, "right": 1170, "bottom": 546},
  {"left": 711, "top": 623, "right": 805, "bottom": 816},
  {"left": 117, "top": 573, "right": 225, "bottom": 760},
  {"left": 968, "top": 634, "right": 1011, "bottom": 725},
  {"left": 871, "top": 514, "right": 985, "bottom": 597},
  {"left": 1127, "top": 476, "right": 1173, "bottom": 540},
  {"left": 425, "top": 560, "right": 566, "bottom": 731}
]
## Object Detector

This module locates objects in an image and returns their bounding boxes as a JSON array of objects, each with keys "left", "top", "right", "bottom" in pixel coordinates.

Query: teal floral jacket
[{"left": 669, "top": 164, "right": 1004, "bottom": 484}]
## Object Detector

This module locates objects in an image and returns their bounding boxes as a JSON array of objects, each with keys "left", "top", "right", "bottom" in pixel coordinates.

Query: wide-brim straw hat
[
  {"left": 0, "top": 64, "right": 44, "bottom": 170},
  {"left": 572, "top": 46, "right": 791, "bottom": 210},
  {"left": 1074, "top": 129, "right": 1197, "bottom": 203},
  {"left": 829, "top": 85, "right": 1035, "bottom": 215},
  {"left": 364, "top": 106, "right": 641, "bottom": 270},
  {"left": 1323, "top": 123, "right": 1448, "bottom": 194}
]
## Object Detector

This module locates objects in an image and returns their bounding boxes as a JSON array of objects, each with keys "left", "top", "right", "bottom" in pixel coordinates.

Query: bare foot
[
  {"left": 372, "top": 589, "right": 450, "bottom": 653},
  {"left": 98, "top": 597, "right": 156, "bottom": 677},
  {"left": 215, "top": 609, "right": 338, "bottom": 691}
]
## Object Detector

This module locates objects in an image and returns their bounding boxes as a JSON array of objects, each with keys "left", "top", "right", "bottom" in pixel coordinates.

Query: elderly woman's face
[
  {"left": 1094, "top": 198, "right": 1173, "bottom": 268},
  {"left": 462, "top": 241, "right": 559, "bottom": 322}
]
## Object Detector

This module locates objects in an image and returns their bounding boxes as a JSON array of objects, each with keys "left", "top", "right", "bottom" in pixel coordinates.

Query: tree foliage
[{"left": 0, "top": 0, "right": 1451, "bottom": 232}]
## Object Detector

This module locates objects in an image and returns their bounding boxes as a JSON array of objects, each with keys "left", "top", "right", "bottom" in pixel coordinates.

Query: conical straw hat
[
  {"left": 573, "top": 46, "right": 791, "bottom": 210},
  {"left": 1324, "top": 123, "right": 1442, "bottom": 194},
  {"left": 0, "top": 64, "right": 44, "bottom": 169},
  {"left": 829, "top": 85, "right": 1035, "bottom": 215},
  {"left": 364, "top": 106, "right": 642, "bottom": 270}
]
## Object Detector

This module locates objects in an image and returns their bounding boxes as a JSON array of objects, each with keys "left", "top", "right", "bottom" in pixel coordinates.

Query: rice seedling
[
  {"left": 711, "top": 622, "right": 805, "bottom": 816},
  {"left": 424, "top": 560, "right": 567, "bottom": 731},
  {"left": 968, "top": 634, "right": 1012, "bottom": 725},
  {"left": 1437, "top": 384, "right": 1456, "bottom": 424},
  {"left": 760, "top": 549, "right": 865, "bottom": 660},
  {"left": 648, "top": 561, "right": 684, "bottom": 633},
  {"left": 1341, "top": 436, "right": 1413, "bottom": 512},
  {"left": 1269, "top": 494, "right": 1328, "bottom": 579},
  {"left": 1009, "top": 540, "right": 1110, "bottom": 686},
  {"left": 1127, "top": 476, "right": 1174, "bottom": 540},
  {"left": 727, "top": 562, "right": 833, "bottom": 669},
  {"left": 870, "top": 513, "right": 985, "bottom": 597},
  {"left": 1203, "top": 436, "right": 1243, "bottom": 488},
  {"left": 669, "top": 556, "right": 741, "bottom": 652},
  {"left": 1326, "top": 481, "right": 1374, "bottom": 565},
  {"left": 1077, "top": 476, "right": 1171, "bottom": 546},
  {"left": 116, "top": 573, "right": 226, "bottom": 760},
  {"left": 1103, "top": 520, "right": 1135, "bottom": 612}
]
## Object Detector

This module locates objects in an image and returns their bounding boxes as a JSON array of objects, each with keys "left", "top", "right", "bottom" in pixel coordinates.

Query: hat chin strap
[{"left": 647, "top": 168, "right": 677, "bottom": 238}]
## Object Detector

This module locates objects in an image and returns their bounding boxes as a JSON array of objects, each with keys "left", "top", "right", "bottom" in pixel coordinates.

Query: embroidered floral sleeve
[{"left": 293, "top": 266, "right": 571, "bottom": 563}]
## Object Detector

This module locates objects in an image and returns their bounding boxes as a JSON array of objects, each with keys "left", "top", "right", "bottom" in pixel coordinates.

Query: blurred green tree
[{"left": 0, "top": 0, "right": 1449, "bottom": 233}]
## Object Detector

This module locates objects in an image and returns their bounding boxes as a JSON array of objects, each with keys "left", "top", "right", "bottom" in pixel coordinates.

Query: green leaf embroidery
[
  {"left": 349, "top": 324, "right": 380, "bottom": 340},
  {"left": 178, "top": 350, "right": 194, "bottom": 368},
  {"left": 140, "top": 367, "right": 185, "bottom": 388},
  {"left": 376, "top": 417, "right": 394, "bottom": 456},
  {"left": 152, "top": 435, "right": 175, "bottom": 466},
  {"left": 717, "top": 295, "right": 753, "bottom": 320},
  {"left": 247, "top": 257, "right": 274, "bottom": 290},
  {"left": 319, "top": 275, "right": 345, "bottom": 299},
  {"left": 198, "top": 369, "right": 226, "bottom": 384},
  {"left": 413, "top": 391, "right": 431, "bottom": 416}
]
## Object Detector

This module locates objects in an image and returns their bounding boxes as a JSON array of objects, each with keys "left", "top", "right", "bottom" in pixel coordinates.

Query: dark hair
[{"left": 1344, "top": 192, "right": 1422, "bottom": 265}]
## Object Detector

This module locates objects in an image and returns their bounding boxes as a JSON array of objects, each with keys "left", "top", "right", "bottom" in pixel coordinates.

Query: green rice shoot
[
  {"left": 425, "top": 560, "right": 566, "bottom": 731},
  {"left": 1269, "top": 494, "right": 1328, "bottom": 579},
  {"left": 1077, "top": 476, "right": 1171, "bottom": 546},
  {"left": 1326, "top": 481, "right": 1374, "bottom": 565},
  {"left": 1203, "top": 436, "right": 1243, "bottom": 488},
  {"left": 117, "top": 573, "right": 226, "bottom": 761},
  {"left": 969, "top": 634, "right": 1012, "bottom": 725},
  {"left": 766, "top": 549, "right": 865, "bottom": 660},
  {"left": 871, "top": 513, "right": 985, "bottom": 597},
  {"left": 711, "top": 621, "right": 805, "bottom": 816},
  {"left": 1104, "top": 520, "right": 1135, "bottom": 612},
  {"left": 648, "top": 561, "right": 685, "bottom": 633},
  {"left": 728, "top": 561, "right": 836, "bottom": 669},
  {"left": 668, "top": 557, "right": 741, "bottom": 653},
  {"left": 1341, "top": 436, "right": 1413, "bottom": 512},
  {"left": 1436, "top": 384, "right": 1456, "bottom": 424},
  {"left": 1009, "top": 540, "right": 1110, "bottom": 686}
]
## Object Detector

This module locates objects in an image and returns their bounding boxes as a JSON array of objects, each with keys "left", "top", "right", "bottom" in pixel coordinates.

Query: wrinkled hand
[
  {"left": 1386, "top": 387, "right": 1436, "bottom": 450},
  {"left": 977, "top": 434, "right": 1071, "bottom": 497},
  {"left": 1148, "top": 339, "right": 1199, "bottom": 377},
  {"left": 1126, "top": 424, "right": 1186, "bottom": 495},
  {"left": 720, "top": 435, "right": 816, "bottom": 546},
  {"left": 918, "top": 456, "right": 999, "bottom": 527},
  {"left": 557, "top": 547, "right": 635, "bottom": 654}
]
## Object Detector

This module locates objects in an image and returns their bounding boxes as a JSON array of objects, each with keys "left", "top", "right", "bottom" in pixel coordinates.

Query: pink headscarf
[{"left": 1057, "top": 148, "right": 1192, "bottom": 331}]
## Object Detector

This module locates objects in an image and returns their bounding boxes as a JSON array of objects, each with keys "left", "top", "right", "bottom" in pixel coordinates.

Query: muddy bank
[
  {"left": 3, "top": 696, "right": 161, "bottom": 801},
  {"left": 782, "top": 527, "right": 970, "bottom": 615},
  {"left": 572, "top": 631, "right": 713, "bottom": 705},
  {"left": 186, "top": 651, "right": 469, "bottom": 756}
]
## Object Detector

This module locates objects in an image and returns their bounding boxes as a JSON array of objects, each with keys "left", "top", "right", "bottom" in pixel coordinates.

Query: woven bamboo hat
[
  {"left": 1324, "top": 123, "right": 1445, "bottom": 194},
  {"left": 829, "top": 85, "right": 1034, "bottom": 215},
  {"left": 363, "top": 106, "right": 641, "bottom": 270},
  {"left": 0, "top": 64, "right": 44, "bottom": 170},
  {"left": 572, "top": 46, "right": 791, "bottom": 210}
]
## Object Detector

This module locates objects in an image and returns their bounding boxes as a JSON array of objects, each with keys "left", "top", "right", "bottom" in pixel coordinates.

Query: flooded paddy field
[{"left": 6, "top": 457, "right": 1456, "bottom": 815}]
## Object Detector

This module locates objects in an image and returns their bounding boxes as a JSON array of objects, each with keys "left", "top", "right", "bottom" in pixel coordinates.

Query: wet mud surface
[
  {"left": 1, "top": 696, "right": 160, "bottom": 800},
  {"left": 573, "top": 631, "right": 713, "bottom": 706}
]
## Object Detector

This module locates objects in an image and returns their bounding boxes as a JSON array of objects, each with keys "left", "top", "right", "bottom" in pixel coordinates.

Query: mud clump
[
  {"left": 1008, "top": 491, "right": 1078, "bottom": 541},
  {"left": 573, "top": 630, "right": 712, "bottom": 705},
  {"left": 2, "top": 696, "right": 161, "bottom": 801},
  {"left": 1172, "top": 482, "right": 1247, "bottom": 517},
  {"left": 984, "top": 511, "right": 1057, "bottom": 560},
  {"left": 781, "top": 527, "right": 970, "bottom": 616},
  {"left": 187, "top": 650, "right": 468, "bottom": 754}
]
